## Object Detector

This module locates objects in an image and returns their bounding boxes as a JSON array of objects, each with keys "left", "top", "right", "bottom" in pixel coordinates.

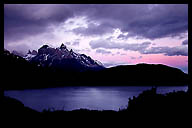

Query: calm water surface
[{"left": 5, "top": 86, "right": 188, "bottom": 112}]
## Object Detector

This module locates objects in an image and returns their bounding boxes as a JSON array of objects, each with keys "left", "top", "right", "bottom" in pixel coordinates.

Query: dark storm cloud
[
  {"left": 90, "top": 39, "right": 188, "bottom": 56},
  {"left": 73, "top": 22, "right": 114, "bottom": 36},
  {"left": 4, "top": 4, "right": 188, "bottom": 48},
  {"left": 141, "top": 46, "right": 188, "bottom": 56},
  {"left": 182, "top": 39, "right": 188, "bottom": 45},
  {"left": 121, "top": 4, "right": 188, "bottom": 39},
  {"left": 89, "top": 39, "right": 151, "bottom": 51},
  {"left": 117, "top": 34, "right": 129, "bottom": 40},
  {"left": 96, "top": 49, "right": 111, "bottom": 54},
  {"left": 72, "top": 4, "right": 188, "bottom": 39},
  {"left": 4, "top": 4, "right": 75, "bottom": 42}
]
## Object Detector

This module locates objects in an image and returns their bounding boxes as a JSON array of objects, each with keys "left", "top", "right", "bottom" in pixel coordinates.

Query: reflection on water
[{"left": 4, "top": 86, "right": 188, "bottom": 112}]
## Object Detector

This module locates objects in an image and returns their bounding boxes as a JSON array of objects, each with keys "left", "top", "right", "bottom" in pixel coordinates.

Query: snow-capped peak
[
  {"left": 60, "top": 43, "right": 67, "bottom": 49},
  {"left": 95, "top": 60, "right": 104, "bottom": 67},
  {"left": 21, "top": 43, "right": 105, "bottom": 71},
  {"left": 24, "top": 53, "right": 36, "bottom": 61}
]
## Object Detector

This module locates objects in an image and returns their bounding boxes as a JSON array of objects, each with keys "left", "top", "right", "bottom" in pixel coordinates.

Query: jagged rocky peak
[
  {"left": 38, "top": 44, "right": 55, "bottom": 55},
  {"left": 41, "top": 44, "right": 49, "bottom": 49},
  {"left": 38, "top": 44, "right": 49, "bottom": 52},
  {"left": 22, "top": 43, "right": 105, "bottom": 71},
  {"left": 27, "top": 50, "right": 32, "bottom": 54},
  {"left": 31, "top": 50, "right": 38, "bottom": 55},
  {"left": 26, "top": 50, "right": 37, "bottom": 55},
  {"left": 60, "top": 43, "right": 67, "bottom": 49},
  {"left": 24, "top": 49, "right": 37, "bottom": 60}
]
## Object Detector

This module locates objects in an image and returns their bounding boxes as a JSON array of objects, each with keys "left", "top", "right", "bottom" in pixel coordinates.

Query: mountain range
[
  {"left": 2, "top": 44, "right": 189, "bottom": 90},
  {"left": 24, "top": 44, "right": 104, "bottom": 72}
]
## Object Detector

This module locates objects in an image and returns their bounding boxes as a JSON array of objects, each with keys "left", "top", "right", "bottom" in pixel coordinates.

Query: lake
[{"left": 4, "top": 86, "right": 188, "bottom": 112}]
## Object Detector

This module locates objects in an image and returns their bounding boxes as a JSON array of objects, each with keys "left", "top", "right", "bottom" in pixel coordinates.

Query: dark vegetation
[
  {"left": 1, "top": 87, "right": 191, "bottom": 125},
  {"left": 3, "top": 49, "right": 52, "bottom": 89},
  {"left": 2, "top": 49, "right": 189, "bottom": 90}
]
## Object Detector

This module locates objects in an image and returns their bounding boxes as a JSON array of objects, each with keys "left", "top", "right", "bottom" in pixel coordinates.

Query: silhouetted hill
[
  {"left": 2, "top": 49, "right": 55, "bottom": 90},
  {"left": 89, "top": 63, "right": 189, "bottom": 86},
  {"left": 1, "top": 96, "right": 40, "bottom": 123},
  {"left": 2, "top": 49, "right": 188, "bottom": 90}
]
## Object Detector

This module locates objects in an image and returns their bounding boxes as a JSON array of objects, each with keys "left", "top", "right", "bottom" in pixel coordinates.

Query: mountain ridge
[
  {"left": 24, "top": 44, "right": 104, "bottom": 72},
  {"left": 3, "top": 47, "right": 189, "bottom": 90}
]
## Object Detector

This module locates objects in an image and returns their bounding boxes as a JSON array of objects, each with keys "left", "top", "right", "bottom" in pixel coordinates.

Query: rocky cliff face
[{"left": 24, "top": 44, "right": 104, "bottom": 72}]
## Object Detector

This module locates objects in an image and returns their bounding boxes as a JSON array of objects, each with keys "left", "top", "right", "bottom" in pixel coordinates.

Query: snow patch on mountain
[{"left": 21, "top": 43, "right": 105, "bottom": 71}]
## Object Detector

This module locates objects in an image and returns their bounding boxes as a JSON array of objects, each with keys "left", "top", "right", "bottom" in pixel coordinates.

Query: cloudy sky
[{"left": 4, "top": 4, "right": 188, "bottom": 73}]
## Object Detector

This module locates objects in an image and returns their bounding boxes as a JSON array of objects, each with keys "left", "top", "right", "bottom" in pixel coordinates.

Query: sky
[{"left": 4, "top": 4, "right": 188, "bottom": 73}]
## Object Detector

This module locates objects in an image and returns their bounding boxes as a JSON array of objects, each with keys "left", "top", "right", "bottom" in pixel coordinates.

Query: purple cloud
[
  {"left": 89, "top": 39, "right": 151, "bottom": 51},
  {"left": 141, "top": 46, "right": 188, "bottom": 56},
  {"left": 5, "top": 4, "right": 188, "bottom": 42},
  {"left": 72, "top": 4, "right": 188, "bottom": 39},
  {"left": 4, "top": 4, "right": 188, "bottom": 55},
  {"left": 182, "top": 39, "right": 188, "bottom": 45},
  {"left": 96, "top": 49, "right": 111, "bottom": 54},
  {"left": 4, "top": 4, "right": 75, "bottom": 42},
  {"left": 72, "top": 41, "right": 80, "bottom": 46},
  {"left": 73, "top": 22, "right": 114, "bottom": 36}
]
